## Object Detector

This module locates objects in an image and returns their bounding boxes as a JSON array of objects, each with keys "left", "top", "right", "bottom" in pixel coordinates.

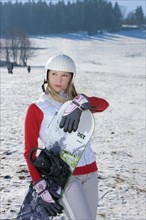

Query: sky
[
  {"left": 1, "top": 0, "right": 146, "bottom": 15},
  {"left": 109, "top": 0, "right": 146, "bottom": 15}
]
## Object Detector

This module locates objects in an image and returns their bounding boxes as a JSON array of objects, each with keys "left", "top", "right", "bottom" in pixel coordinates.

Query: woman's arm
[
  {"left": 24, "top": 103, "right": 43, "bottom": 182},
  {"left": 89, "top": 97, "right": 109, "bottom": 113}
]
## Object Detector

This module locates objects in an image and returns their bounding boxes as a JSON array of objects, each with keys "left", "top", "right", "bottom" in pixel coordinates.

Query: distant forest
[{"left": 0, "top": 0, "right": 145, "bottom": 36}]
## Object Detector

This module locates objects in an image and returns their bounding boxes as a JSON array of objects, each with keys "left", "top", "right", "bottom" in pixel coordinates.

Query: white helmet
[{"left": 44, "top": 54, "right": 76, "bottom": 81}]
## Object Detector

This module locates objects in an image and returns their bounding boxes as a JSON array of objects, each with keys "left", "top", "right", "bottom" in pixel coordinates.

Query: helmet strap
[{"left": 42, "top": 80, "right": 48, "bottom": 92}]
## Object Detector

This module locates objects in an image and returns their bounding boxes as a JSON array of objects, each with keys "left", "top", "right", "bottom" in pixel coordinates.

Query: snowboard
[
  {"left": 16, "top": 100, "right": 95, "bottom": 219},
  {"left": 47, "top": 100, "right": 95, "bottom": 172}
]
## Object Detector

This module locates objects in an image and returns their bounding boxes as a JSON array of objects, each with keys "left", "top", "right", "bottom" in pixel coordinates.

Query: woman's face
[{"left": 48, "top": 70, "right": 72, "bottom": 93}]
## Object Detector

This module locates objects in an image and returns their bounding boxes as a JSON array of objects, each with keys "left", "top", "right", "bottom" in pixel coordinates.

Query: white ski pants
[{"left": 61, "top": 171, "right": 98, "bottom": 220}]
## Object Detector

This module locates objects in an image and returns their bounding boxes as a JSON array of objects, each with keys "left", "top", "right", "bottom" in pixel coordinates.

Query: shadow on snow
[{"left": 30, "top": 29, "right": 145, "bottom": 42}]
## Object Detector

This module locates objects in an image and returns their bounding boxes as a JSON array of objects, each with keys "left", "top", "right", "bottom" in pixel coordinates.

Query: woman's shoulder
[
  {"left": 34, "top": 93, "right": 52, "bottom": 110},
  {"left": 25, "top": 102, "right": 43, "bottom": 124},
  {"left": 26, "top": 93, "right": 49, "bottom": 114},
  {"left": 27, "top": 102, "right": 42, "bottom": 115}
]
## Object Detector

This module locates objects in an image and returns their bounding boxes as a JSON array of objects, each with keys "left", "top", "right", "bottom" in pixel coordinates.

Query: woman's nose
[{"left": 56, "top": 76, "right": 62, "bottom": 83}]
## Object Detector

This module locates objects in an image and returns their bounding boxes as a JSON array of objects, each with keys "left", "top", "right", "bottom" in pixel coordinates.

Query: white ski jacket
[{"left": 35, "top": 93, "right": 96, "bottom": 168}]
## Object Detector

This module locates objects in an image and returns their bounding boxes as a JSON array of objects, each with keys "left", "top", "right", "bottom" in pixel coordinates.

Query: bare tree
[
  {"left": 2, "top": 31, "right": 35, "bottom": 66},
  {"left": 2, "top": 37, "right": 11, "bottom": 64},
  {"left": 19, "top": 32, "right": 34, "bottom": 66},
  {"left": 10, "top": 31, "right": 21, "bottom": 64}
]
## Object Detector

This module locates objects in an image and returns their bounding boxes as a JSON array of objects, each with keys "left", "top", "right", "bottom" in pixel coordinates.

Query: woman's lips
[{"left": 54, "top": 84, "right": 62, "bottom": 88}]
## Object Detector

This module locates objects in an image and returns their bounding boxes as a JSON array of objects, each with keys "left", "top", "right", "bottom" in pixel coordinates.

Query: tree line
[{"left": 1, "top": 0, "right": 145, "bottom": 36}]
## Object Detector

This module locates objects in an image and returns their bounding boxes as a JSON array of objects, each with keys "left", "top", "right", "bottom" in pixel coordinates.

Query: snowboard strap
[{"left": 29, "top": 148, "right": 71, "bottom": 188}]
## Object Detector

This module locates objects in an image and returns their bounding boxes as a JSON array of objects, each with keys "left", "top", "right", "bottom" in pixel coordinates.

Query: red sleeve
[
  {"left": 89, "top": 97, "right": 109, "bottom": 113},
  {"left": 24, "top": 103, "right": 43, "bottom": 183}
]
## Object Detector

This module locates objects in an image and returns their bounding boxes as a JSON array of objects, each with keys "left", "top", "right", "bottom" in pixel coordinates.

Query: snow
[{"left": 0, "top": 29, "right": 145, "bottom": 220}]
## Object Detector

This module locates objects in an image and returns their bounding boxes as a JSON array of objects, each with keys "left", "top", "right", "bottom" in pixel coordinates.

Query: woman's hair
[{"left": 42, "top": 70, "right": 78, "bottom": 103}]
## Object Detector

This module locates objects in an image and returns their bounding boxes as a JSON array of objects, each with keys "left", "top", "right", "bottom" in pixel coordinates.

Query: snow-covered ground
[{"left": 0, "top": 30, "right": 145, "bottom": 220}]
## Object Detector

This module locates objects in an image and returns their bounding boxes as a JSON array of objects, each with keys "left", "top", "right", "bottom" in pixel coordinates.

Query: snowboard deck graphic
[{"left": 16, "top": 101, "right": 95, "bottom": 219}]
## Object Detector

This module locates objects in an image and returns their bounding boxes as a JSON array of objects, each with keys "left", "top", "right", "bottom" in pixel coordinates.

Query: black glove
[
  {"left": 34, "top": 178, "right": 63, "bottom": 216},
  {"left": 59, "top": 94, "right": 90, "bottom": 133}
]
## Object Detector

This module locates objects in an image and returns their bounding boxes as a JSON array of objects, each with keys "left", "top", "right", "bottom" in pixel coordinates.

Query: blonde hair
[{"left": 45, "top": 71, "right": 78, "bottom": 103}]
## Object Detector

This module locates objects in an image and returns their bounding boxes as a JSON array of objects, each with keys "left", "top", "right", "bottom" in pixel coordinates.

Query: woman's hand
[
  {"left": 59, "top": 94, "right": 90, "bottom": 133},
  {"left": 34, "top": 178, "right": 63, "bottom": 216}
]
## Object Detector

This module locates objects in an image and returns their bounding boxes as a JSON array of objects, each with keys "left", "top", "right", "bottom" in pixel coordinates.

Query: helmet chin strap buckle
[{"left": 42, "top": 80, "right": 48, "bottom": 92}]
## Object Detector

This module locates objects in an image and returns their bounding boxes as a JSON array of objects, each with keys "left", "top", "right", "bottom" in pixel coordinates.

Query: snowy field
[{"left": 0, "top": 30, "right": 145, "bottom": 220}]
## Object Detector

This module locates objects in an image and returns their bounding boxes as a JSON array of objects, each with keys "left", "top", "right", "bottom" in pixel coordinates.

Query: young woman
[{"left": 17, "top": 54, "right": 109, "bottom": 220}]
